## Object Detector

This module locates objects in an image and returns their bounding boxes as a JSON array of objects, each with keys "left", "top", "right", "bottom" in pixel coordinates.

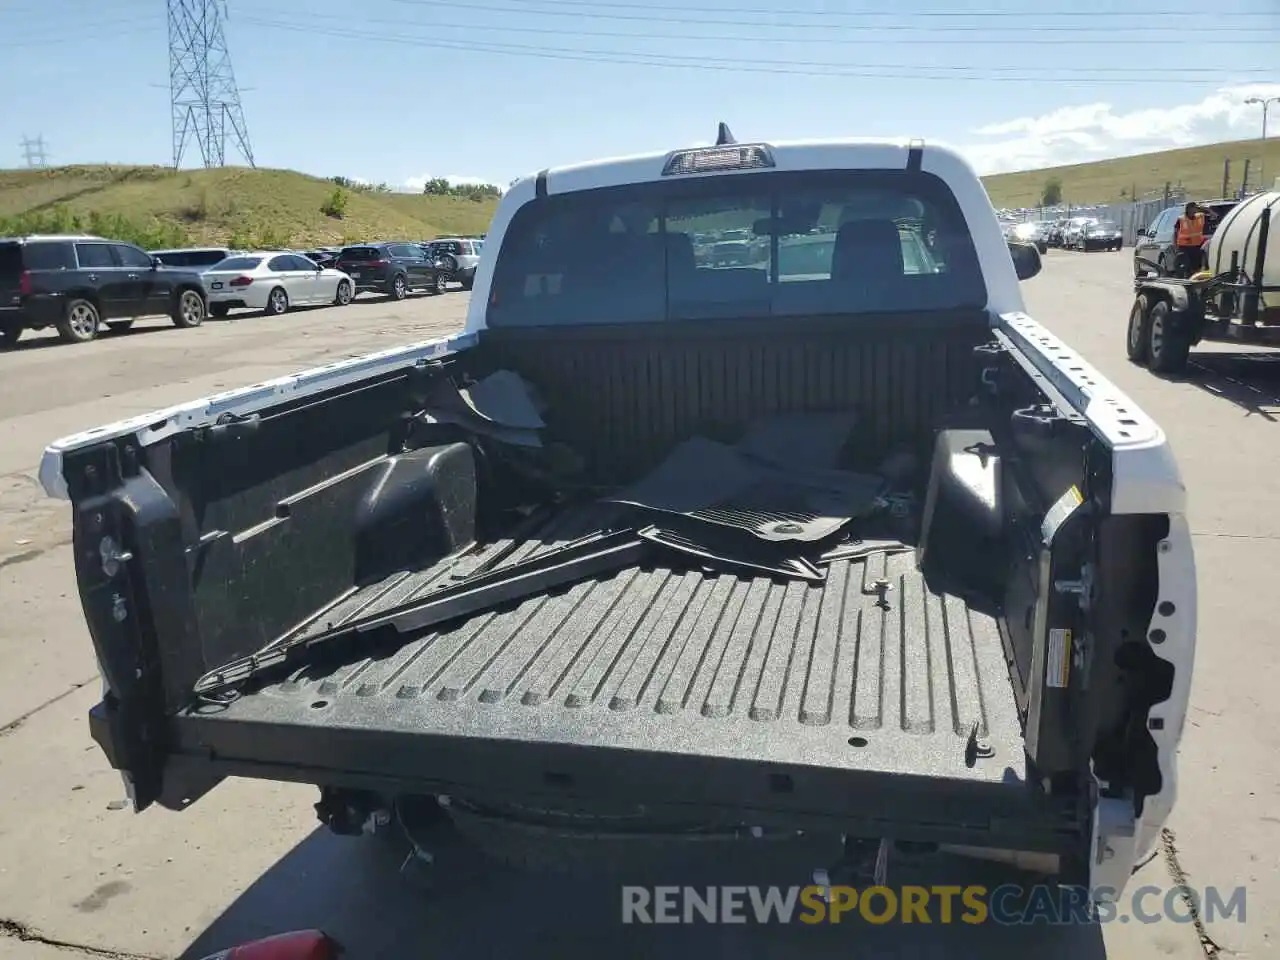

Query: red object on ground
[{"left": 197, "top": 930, "right": 342, "bottom": 960}]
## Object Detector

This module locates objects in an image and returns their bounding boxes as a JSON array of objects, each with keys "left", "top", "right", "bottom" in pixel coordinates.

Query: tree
[
  {"left": 422, "top": 178, "right": 502, "bottom": 199},
  {"left": 1041, "top": 178, "right": 1063, "bottom": 207}
]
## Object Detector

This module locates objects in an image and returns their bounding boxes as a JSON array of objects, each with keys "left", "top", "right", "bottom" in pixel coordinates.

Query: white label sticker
[
  {"left": 1047, "top": 628, "right": 1072, "bottom": 689},
  {"left": 1042, "top": 484, "right": 1085, "bottom": 543}
]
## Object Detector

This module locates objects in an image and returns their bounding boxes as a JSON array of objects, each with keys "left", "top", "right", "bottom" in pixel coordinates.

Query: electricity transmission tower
[
  {"left": 20, "top": 135, "right": 49, "bottom": 168},
  {"left": 168, "top": 0, "right": 255, "bottom": 169}
]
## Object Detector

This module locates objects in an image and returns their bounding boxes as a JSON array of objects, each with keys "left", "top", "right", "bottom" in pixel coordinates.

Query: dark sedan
[
  {"left": 1076, "top": 220, "right": 1123, "bottom": 252},
  {"left": 301, "top": 248, "right": 342, "bottom": 269}
]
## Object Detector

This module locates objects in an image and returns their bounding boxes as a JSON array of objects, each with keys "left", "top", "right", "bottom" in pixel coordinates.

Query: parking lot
[{"left": 0, "top": 251, "right": 1276, "bottom": 959}]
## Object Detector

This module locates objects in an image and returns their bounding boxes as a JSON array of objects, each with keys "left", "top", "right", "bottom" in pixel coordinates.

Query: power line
[
  {"left": 245, "top": 4, "right": 1280, "bottom": 60},
  {"left": 20, "top": 134, "right": 49, "bottom": 168},
  {"left": 236, "top": 16, "right": 1279, "bottom": 83},
  {"left": 3, "top": 5, "right": 1269, "bottom": 56},
  {"left": 169, "top": 0, "right": 255, "bottom": 168},
  {"left": 0, "top": 18, "right": 165, "bottom": 48},
  {"left": 388, "top": 0, "right": 1280, "bottom": 31},
  {"left": 0, "top": 2, "right": 151, "bottom": 17},
  {"left": 389, "top": 0, "right": 1280, "bottom": 20}
]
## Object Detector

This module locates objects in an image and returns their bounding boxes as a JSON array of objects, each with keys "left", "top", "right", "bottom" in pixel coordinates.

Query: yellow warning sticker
[{"left": 1047, "top": 629, "right": 1072, "bottom": 689}]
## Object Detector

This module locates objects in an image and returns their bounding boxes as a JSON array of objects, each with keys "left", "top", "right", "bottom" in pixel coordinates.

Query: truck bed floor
[{"left": 182, "top": 504, "right": 1035, "bottom": 828}]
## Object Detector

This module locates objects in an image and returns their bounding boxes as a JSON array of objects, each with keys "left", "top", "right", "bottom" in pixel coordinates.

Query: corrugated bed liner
[{"left": 189, "top": 504, "right": 1026, "bottom": 789}]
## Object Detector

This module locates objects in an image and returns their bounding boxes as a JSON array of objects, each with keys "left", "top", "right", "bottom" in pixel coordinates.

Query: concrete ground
[{"left": 0, "top": 256, "right": 1271, "bottom": 958}]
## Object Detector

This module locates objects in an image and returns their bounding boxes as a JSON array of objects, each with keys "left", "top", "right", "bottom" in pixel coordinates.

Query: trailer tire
[
  {"left": 1147, "top": 300, "right": 1190, "bottom": 374},
  {"left": 1126, "top": 294, "right": 1151, "bottom": 365}
]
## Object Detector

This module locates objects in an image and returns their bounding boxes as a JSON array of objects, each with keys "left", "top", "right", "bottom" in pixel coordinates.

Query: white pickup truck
[{"left": 40, "top": 131, "right": 1195, "bottom": 900}]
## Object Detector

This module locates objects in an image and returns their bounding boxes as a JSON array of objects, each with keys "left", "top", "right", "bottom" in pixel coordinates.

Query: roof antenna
[{"left": 716, "top": 122, "right": 736, "bottom": 146}]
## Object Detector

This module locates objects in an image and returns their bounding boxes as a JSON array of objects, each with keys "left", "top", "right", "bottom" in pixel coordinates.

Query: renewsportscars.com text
[{"left": 621, "top": 885, "right": 1247, "bottom": 926}]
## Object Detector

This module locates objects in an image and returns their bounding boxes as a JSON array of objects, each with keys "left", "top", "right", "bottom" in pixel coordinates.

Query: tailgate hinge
[{"left": 1054, "top": 561, "right": 1095, "bottom": 611}]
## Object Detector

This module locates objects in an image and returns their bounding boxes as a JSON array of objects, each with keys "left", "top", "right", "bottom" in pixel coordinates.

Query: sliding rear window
[{"left": 486, "top": 169, "right": 986, "bottom": 328}]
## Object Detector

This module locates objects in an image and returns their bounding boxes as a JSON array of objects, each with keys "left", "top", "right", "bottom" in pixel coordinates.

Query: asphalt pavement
[{"left": 0, "top": 256, "right": 1273, "bottom": 959}]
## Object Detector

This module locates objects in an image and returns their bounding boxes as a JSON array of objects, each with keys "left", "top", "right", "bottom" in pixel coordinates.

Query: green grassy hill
[
  {"left": 0, "top": 165, "right": 498, "bottom": 249},
  {"left": 2, "top": 139, "right": 1277, "bottom": 249},
  {"left": 980, "top": 138, "right": 1280, "bottom": 209}
]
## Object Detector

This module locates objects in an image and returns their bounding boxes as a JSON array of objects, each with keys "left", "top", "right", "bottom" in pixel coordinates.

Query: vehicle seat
[
  {"left": 830, "top": 219, "right": 908, "bottom": 311},
  {"left": 665, "top": 232, "right": 698, "bottom": 284}
]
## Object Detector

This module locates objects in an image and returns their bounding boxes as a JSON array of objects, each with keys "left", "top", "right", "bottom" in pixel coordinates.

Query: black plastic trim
[
  {"left": 170, "top": 736, "right": 1082, "bottom": 854},
  {"left": 907, "top": 140, "right": 924, "bottom": 172}
]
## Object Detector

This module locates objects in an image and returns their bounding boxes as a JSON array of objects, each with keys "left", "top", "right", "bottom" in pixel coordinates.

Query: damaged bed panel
[{"left": 182, "top": 511, "right": 1026, "bottom": 799}]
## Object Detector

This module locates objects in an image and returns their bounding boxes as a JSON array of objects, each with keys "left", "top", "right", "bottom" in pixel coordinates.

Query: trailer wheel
[
  {"left": 1126, "top": 294, "right": 1151, "bottom": 365},
  {"left": 1147, "top": 300, "right": 1190, "bottom": 374}
]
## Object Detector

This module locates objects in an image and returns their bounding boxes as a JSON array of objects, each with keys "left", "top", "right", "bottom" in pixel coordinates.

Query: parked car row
[
  {"left": 1034, "top": 216, "right": 1123, "bottom": 252},
  {"left": 0, "top": 232, "right": 486, "bottom": 347}
]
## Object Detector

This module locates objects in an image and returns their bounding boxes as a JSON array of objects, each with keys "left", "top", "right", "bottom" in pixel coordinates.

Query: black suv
[
  {"left": 0, "top": 234, "right": 209, "bottom": 346},
  {"left": 148, "top": 246, "right": 240, "bottom": 270},
  {"left": 334, "top": 242, "right": 446, "bottom": 300}
]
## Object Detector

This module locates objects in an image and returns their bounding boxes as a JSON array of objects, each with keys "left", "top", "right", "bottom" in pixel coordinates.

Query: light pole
[{"left": 1244, "top": 95, "right": 1279, "bottom": 192}]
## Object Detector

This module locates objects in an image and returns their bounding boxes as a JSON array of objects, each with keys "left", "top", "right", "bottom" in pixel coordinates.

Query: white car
[
  {"left": 202, "top": 251, "right": 355, "bottom": 318},
  {"left": 424, "top": 238, "right": 484, "bottom": 290},
  {"left": 1061, "top": 216, "right": 1098, "bottom": 248}
]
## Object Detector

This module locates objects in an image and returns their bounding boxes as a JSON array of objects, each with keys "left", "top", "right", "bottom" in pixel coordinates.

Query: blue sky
[{"left": 2, "top": 0, "right": 1277, "bottom": 188}]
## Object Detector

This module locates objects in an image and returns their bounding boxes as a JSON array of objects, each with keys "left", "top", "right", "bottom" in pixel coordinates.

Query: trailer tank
[{"left": 1207, "top": 191, "right": 1279, "bottom": 315}]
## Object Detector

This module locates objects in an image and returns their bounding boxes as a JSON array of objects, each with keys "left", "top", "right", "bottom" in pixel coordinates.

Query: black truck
[{"left": 41, "top": 135, "right": 1195, "bottom": 901}]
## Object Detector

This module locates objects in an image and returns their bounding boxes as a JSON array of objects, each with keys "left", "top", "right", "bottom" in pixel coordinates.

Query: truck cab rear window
[{"left": 487, "top": 170, "right": 987, "bottom": 327}]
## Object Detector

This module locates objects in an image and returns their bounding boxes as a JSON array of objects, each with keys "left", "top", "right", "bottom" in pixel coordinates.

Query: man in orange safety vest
[{"left": 1173, "top": 202, "right": 1207, "bottom": 278}]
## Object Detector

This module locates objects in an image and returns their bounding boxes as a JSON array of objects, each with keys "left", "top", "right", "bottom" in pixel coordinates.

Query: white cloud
[
  {"left": 959, "top": 83, "right": 1280, "bottom": 176},
  {"left": 402, "top": 173, "right": 496, "bottom": 192}
]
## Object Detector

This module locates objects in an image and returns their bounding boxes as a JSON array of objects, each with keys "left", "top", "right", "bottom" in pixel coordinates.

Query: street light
[{"left": 1244, "top": 95, "right": 1280, "bottom": 191}]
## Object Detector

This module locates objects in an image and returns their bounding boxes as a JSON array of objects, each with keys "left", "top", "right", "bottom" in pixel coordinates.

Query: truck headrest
[{"left": 831, "top": 219, "right": 905, "bottom": 282}]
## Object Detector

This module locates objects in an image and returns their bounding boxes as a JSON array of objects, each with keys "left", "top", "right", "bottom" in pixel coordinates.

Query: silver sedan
[{"left": 202, "top": 251, "right": 355, "bottom": 318}]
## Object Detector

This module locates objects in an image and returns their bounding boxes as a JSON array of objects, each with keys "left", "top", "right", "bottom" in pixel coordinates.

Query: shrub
[{"left": 321, "top": 187, "right": 349, "bottom": 219}]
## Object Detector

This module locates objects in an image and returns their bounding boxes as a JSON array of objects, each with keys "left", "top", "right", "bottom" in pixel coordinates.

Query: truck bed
[{"left": 177, "top": 503, "right": 1048, "bottom": 841}]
